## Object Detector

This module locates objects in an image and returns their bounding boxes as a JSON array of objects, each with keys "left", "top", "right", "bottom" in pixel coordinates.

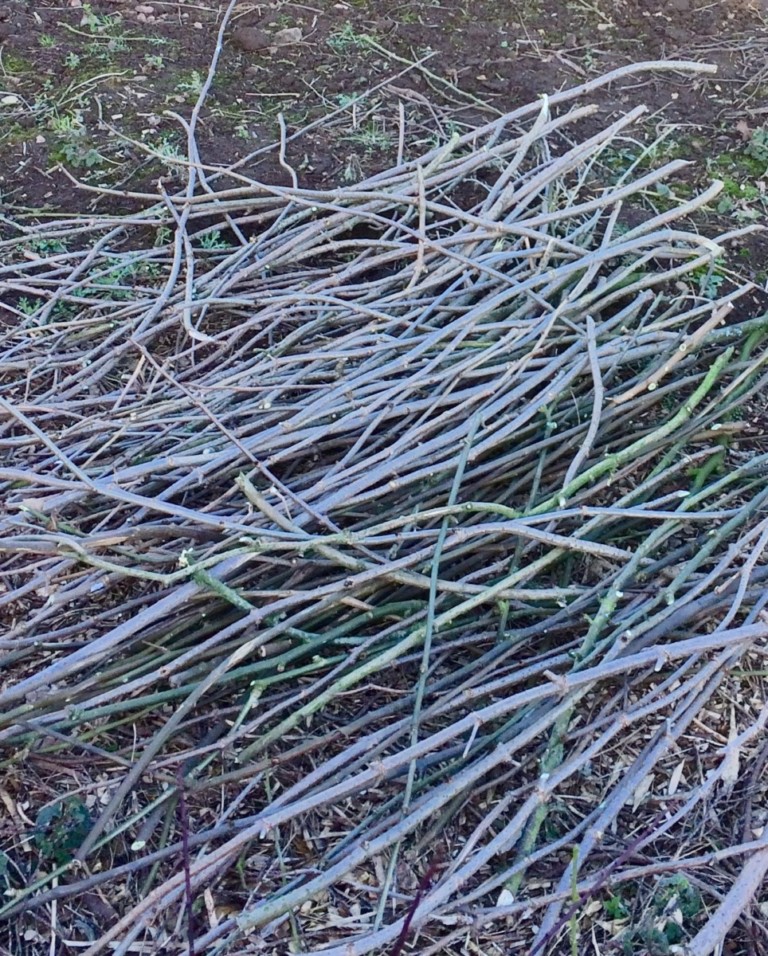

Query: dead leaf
[
  {"left": 668, "top": 760, "right": 686, "bottom": 796},
  {"left": 632, "top": 773, "right": 654, "bottom": 811},
  {"left": 735, "top": 119, "right": 752, "bottom": 143},
  {"left": 721, "top": 707, "right": 740, "bottom": 792}
]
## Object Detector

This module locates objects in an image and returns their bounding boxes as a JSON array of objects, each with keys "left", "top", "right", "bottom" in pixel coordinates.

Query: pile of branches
[{"left": 2, "top": 57, "right": 768, "bottom": 956}]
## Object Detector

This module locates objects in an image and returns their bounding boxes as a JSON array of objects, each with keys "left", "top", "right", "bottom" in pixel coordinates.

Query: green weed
[
  {"left": 603, "top": 892, "right": 629, "bottom": 920},
  {"left": 327, "top": 22, "right": 370, "bottom": 53},
  {"left": 144, "top": 53, "right": 164, "bottom": 70},
  {"left": 343, "top": 118, "right": 393, "bottom": 151},
  {"left": 175, "top": 70, "right": 204, "bottom": 99},
  {"left": 16, "top": 296, "right": 42, "bottom": 316},
  {"left": 197, "top": 230, "right": 231, "bottom": 251},
  {"left": 26, "top": 237, "right": 68, "bottom": 255},
  {"left": 688, "top": 258, "right": 727, "bottom": 300},
  {"left": 80, "top": 4, "right": 123, "bottom": 35},
  {"left": 620, "top": 875, "right": 703, "bottom": 954},
  {"left": 49, "top": 111, "right": 106, "bottom": 169},
  {"left": 745, "top": 125, "right": 768, "bottom": 166},
  {"left": 33, "top": 796, "right": 92, "bottom": 866},
  {"left": 146, "top": 134, "right": 187, "bottom": 177}
]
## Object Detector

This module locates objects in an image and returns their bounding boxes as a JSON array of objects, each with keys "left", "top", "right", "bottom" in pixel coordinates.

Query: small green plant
[
  {"left": 64, "top": 52, "right": 81, "bottom": 69},
  {"left": 621, "top": 875, "right": 703, "bottom": 954},
  {"left": 327, "top": 22, "right": 369, "bottom": 53},
  {"left": 80, "top": 4, "right": 122, "bottom": 34},
  {"left": 148, "top": 134, "right": 187, "bottom": 176},
  {"left": 197, "top": 230, "right": 231, "bottom": 251},
  {"left": 0, "top": 51, "right": 31, "bottom": 76},
  {"left": 106, "top": 35, "right": 128, "bottom": 53},
  {"left": 689, "top": 259, "right": 727, "bottom": 300},
  {"left": 745, "top": 125, "right": 768, "bottom": 166},
  {"left": 603, "top": 891, "right": 629, "bottom": 921},
  {"left": 77, "top": 4, "right": 129, "bottom": 56},
  {"left": 82, "top": 261, "right": 142, "bottom": 299},
  {"left": 144, "top": 53, "right": 164, "bottom": 70},
  {"left": 33, "top": 796, "right": 92, "bottom": 865},
  {"left": 26, "top": 236, "right": 68, "bottom": 255},
  {"left": 154, "top": 224, "right": 173, "bottom": 247},
  {"left": 50, "top": 112, "right": 80, "bottom": 137},
  {"left": 16, "top": 296, "right": 42, "bottom": 316},
  {"left": 622, "top": 925, "right": 672, "bottom": 955},
  {"left": 176, "top": 70, "right": 204, "bottom": 98},
  {"left": 652, "top": 874, "right": 702, "bottom": 925},
  {"left": 336, "top": 93, "right": 358, "bottom": 109},
  {"left": 50, "top": 111, "right": 105, "bottom": 169},
  {"left": 63, "top": 142, "right": 103, "bottom": 168},
  {"left": 343, "top": 118, "right": 393, "bottom": 151},
  {"left": 136, "top": 260, "right": 162, "bottom": 280},
  {"left": 39, "top": 34, "right": 56, "bottom": 48}
]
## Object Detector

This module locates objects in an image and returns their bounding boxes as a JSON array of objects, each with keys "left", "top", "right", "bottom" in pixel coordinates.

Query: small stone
[
  {"left": 231, "top": 26, "right": 271, "bottom": 52},
  {"left": 272, "top": 26, "right": 302, "bottom": 46},
  {"left": 135, "top": 3, "right": 154, "bottom": 12},
  {"left": 36, "top": 134, "right": 45, "bottom": 143},
  {"left": 1, "top": 93, "right": 19, "bottom": 105}
]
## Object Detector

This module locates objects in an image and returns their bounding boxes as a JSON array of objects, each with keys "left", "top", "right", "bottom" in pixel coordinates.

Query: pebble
[
  {"left": 273, "top": 26, "right": 302, "bottom": 45},
  {"left": 135, "top": 3, "right": 154, "bottom": 12},
  {"left": 231, "top": 26, "right": 272, "bottom": 52}
]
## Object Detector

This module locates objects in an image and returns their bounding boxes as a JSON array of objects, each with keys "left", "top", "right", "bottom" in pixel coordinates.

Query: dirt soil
[{"left": 0, "top": 0, "right": 767, "bottom": 221}]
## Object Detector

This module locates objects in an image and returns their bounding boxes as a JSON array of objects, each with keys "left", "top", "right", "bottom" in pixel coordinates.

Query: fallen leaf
[
  {"left": 497, "top": 888, "right": 514, "bottom": 906},
  {"left": 668, "top": 760, "right": 686, "bottom": 796},
  {"left": 735, "top": 119, "right": 752, "bottom": 142},
  {"left": 721, "top": 707, "right": 740, "bottom": 792},
  {"left": 632, "top": 773, "right": 654, "bottom": 811}
]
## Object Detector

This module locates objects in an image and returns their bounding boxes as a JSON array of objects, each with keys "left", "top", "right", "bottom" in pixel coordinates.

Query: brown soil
[{"left": 0, "top": 0, "right": 766, "bottom": 208}]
